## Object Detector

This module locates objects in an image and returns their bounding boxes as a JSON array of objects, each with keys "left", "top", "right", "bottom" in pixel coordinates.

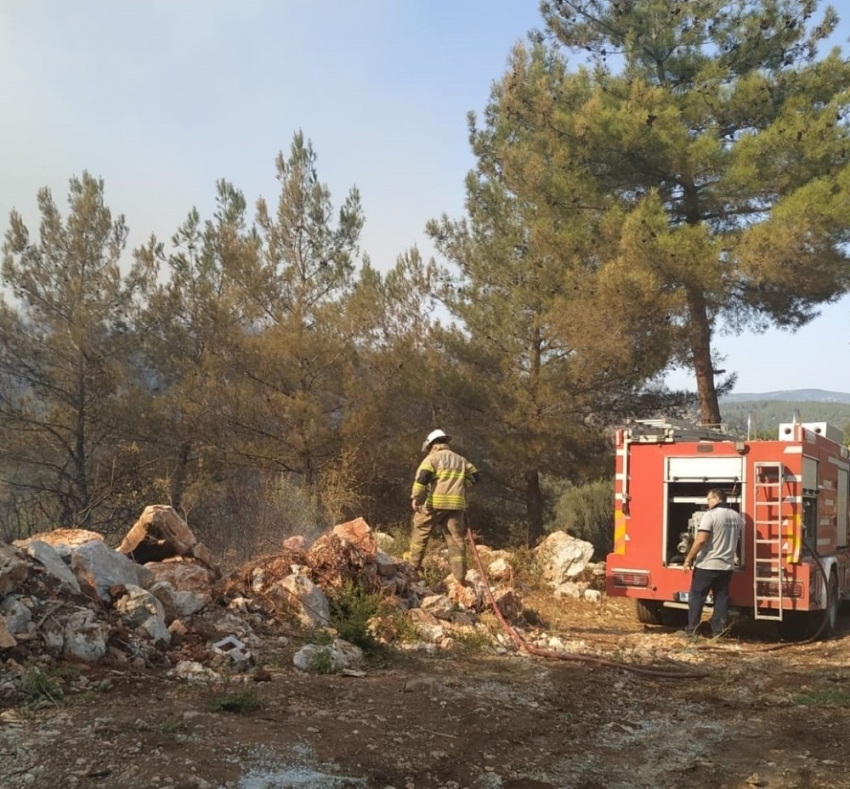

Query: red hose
[{"left": 466, "top": 528, "right": 710, "bottom": 679}]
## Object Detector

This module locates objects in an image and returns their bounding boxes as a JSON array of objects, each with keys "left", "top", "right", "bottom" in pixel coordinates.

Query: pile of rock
[
  {"left": 0, "top": 507, "right": 602, "bottom": 676},
  {"left": 0, "top": 506, "right": 219, "bottom": 665}
]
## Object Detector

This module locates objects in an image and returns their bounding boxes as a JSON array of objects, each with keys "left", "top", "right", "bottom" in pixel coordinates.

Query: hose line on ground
[
  {"left": 758, "top": 536, "right": 834, "bottom": 652},
  {"left": 465, "top": 527, "right": 710, "bottom": 680}
]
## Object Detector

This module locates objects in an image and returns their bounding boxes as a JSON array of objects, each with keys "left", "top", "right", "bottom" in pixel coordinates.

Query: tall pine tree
[{"left": 515, "top": 0, "right": 850, "bottom": 423}]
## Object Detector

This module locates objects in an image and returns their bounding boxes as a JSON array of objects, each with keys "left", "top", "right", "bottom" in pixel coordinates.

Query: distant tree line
[
  {"left": 2, "top": 2, "right": 850, "bottom": 559},
  {"left": 720, "top": 401, "right": 850, "bottom": 442}
]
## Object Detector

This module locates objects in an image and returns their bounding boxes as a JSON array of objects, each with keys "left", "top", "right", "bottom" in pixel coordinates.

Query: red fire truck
[{"left": 606, "top": 418, "right": 850, "bottom": 639}]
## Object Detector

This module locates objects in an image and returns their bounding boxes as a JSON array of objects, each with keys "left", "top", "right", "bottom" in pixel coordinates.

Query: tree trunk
[
  {"left": 170, "top": 441, "right": 192, "bottom": 512},
  {"left": 525, "top": 468, "right": 544, "bottom": 546},
  {"left": 686, "top": 286, "right": 722, "bottom": 425},
  {"left": 73, "top": 362, "right": 90, "bottom": 525}
]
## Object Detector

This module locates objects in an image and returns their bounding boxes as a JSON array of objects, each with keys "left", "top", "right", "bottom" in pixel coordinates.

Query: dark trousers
[{"left": 688, "top": 567, "right": 732, "bottom": 634}]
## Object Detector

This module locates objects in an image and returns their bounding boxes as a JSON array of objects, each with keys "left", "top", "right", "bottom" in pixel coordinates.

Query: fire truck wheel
[
  {"left": 635, "top": 599, "right": 663, "bottom": 625},
  {"left": 777, "top": 612, "right": 814, "bottom": 642},
  {"left": 826, "top": 572, "right": 839, "bottom": 635},
  {"left": 778, "top": 572, "right": 837, "bottom": 642},
  {"left": 659, "top": 607, "right": 689, "bottom": 628}
]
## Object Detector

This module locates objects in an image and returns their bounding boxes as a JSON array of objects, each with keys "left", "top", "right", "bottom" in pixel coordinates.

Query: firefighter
[
  {"left": 681, "top": 488, "right": 743, "bottom": 637},
  {"left": 408, "top": 429, "right": 479, "bottom": 582}
]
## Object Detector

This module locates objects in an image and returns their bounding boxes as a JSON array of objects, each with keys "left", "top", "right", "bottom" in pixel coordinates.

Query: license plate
[{"left": 675, "top": 592, "right": 712, "bottom": 604}]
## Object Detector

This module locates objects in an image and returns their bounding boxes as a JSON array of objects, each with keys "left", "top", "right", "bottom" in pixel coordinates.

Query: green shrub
[
  {"left": 327, "top": 582, "right": 386, "bottom": 655},
  {"left": 421, "top": 557, "right": 447, "bottom": 587},
  {"left": 552, "top": 479, "right": 614, "bottom": 559},
  {"left": 390, "top": 610, "right": 420, "bottom": 645},
  {"left": 207, "top": 689, "right": 262, "bottom": 714},
  {"left": 384, "top": 522, "right": 411, "bottom": 559},
  {"left": 451, "top": 629, "right": 493, "bottom": 654},
  {"left": 155, "top": 714, "right": 187, "bottom": 734},
  {"left": 302, "top": 625, "right": 335, "bottom": 646},
  {"left": 794, "top": 687, "right": 850, "bottom": 707},
  {"left": 306, "top": 648, "right": 336, "bottom": 675},
  {"left": 21, "top": 666, "right": 65, "bottom": 704},
  {"left": 51, "top": 663, "right": 83, "bottom": 682},
  {"left": 21, "top": 667, "right": 64, "bottom": 704},
  {"left": 509, "top": 545, "right": 545, "bottom": 589}
]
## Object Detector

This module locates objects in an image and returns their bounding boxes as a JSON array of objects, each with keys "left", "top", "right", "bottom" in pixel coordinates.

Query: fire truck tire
[
  {"left": 659, "top": 607, "right": 688, "bottom": 628},
  {"left": 635, "top": 599, "right": 663, "bottom": 625},
  {"left": 826, "top": 572, "right": 839, "bottom": 635},
  {"left": 776, "top": 612, "right": 814, "bottom": 641},
  {"left": 778, "top": 573, "right": 837, "bottom": 641}
]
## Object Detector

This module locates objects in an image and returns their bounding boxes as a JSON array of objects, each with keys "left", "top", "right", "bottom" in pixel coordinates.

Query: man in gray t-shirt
[{"left": 681, "top": 488, "right": 743, "bottom": 637}]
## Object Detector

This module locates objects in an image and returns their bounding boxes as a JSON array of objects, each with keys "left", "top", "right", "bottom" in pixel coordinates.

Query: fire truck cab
[{"left": 606, "top": 418, "right": 850, "bottom": 639}]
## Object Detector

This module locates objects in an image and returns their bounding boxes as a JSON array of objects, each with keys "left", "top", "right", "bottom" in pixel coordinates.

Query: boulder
[
  {"left": 0, "top": 543, "right": 29, "bottom": 594},
  {"left": 118, "top": 505, "right": 197, "bottom": 564},
  {"left": 145, "top": 560, "right": 213, "bottom": 591},
  {"left": 144, "top": 561, "right": 213, "bottom": 617},
  {"left": 492, "top": 588, "right": 521, "bottom": 620},
  {"left": 71, "top": 540, "right": 155, "bottom": 602},
  {"left": 269, "top": 574, "right": 330, "bottom": 627},
  {"left": 63, "top": 609, "right": 109, "bottom": 663},
  {"left": 13, "top": 529, "right": 103, "bottom": 561},
  {"left": 407, "top": 608, "right": 444, "bottom": 643},
  {"left": 23, "top": 540, "right": 81, "bottom": 593},
  {"left": 536, "top": 531, "right": 595, "bottom": 586},
  {"left": 0, "top": 596, "right": 32, "bottom": 636},
  {"left": 420, "top": 594, "right": 454, "bottom": 621},
  {"left": 293, "top": 638, "right": 363, "bottom": 673},
  {"left": 331, "top": 517, "right": 378, "bottom": 556},
  {"left": 0, "top": 615, "right": 16, "bottom": 650},
  {"left": 282, "top": 535, "right": 311, "bottom": 552},
  {"left": 114, "top": 584, "right": 170, "bottom": 646},
  {"left": 375, "top": 550, "right": 397, "bottom": 578},
  {"left": 148, "top": 581, "right": 179, "bottom": 623},
  {"left": 486, "top": 557, "right": 512, "bottom": 582},
  {"left": 307, "top": 532, "right": 379, "bottom": 592}
]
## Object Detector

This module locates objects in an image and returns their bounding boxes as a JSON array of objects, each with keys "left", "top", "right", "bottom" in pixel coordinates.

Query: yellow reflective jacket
[{"left": 411, "top": 444, "right": 478, "bottom": 511}]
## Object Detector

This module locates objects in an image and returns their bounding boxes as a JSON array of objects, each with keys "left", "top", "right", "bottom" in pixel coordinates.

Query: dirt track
[{"left": 2, "top": 596, "right": 849, "bottom": 789}]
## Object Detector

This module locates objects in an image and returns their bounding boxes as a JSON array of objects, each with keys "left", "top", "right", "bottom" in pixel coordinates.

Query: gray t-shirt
[{"left": 696, "top": 505, "right": 742, "bottom": 571}]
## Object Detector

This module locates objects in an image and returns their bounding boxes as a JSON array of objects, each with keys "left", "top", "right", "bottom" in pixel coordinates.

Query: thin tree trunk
[
  {"left": 525, "top": 468, "right": 544, "bottom": 547},
  {"left": 73, "top": 359, "right": 90, "bottom": 525},
  {"left": 686, "top": 286, "right": 722, "bottom": 425},
  {"left": 170, "top": 441, "right": 192, "bottom": 512}
]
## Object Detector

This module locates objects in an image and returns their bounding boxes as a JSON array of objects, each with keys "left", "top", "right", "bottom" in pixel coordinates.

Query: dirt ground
[{"left": 1, "top": 594, "right": 849, "bottom": 789}]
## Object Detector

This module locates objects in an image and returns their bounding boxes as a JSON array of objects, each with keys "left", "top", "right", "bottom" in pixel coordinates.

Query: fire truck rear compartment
[
  {"left": 663, "top": 480, "right": 738, "bottom": 567},
  {"left": 662, "top": 455, "right": 743, "bottom": 569}
]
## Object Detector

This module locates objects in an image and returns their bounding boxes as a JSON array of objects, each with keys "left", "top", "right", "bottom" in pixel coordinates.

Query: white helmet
[{"left": 422, "top": 428, "right": 451, "bottom": 452}]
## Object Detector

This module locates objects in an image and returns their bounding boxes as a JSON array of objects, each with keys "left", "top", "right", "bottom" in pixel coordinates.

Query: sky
[{"left": 1, "top": 1, "right": 849, "bottom": 396}]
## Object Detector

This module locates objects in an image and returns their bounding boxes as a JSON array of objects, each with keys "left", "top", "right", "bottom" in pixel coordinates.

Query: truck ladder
[{"left": 752, "top": 462, "right": 787, "bottom": 621}]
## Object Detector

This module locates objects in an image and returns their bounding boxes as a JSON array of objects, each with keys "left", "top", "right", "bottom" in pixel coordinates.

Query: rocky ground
[{"left": 2, "top": 592, "right": 849, "bottom": 789}]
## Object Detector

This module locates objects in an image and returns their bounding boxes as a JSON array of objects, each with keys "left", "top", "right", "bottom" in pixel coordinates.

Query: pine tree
[
  {"left": 0, "top": 173, "right": 155, "bottom": 532},
  {"left": 511, "top": 0, "right": 850, "bottom": 424}
]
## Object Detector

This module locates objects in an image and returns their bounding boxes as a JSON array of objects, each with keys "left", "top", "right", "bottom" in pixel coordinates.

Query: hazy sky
[{"left": 1, "top": 1, "right": 849, "bottom": 396}]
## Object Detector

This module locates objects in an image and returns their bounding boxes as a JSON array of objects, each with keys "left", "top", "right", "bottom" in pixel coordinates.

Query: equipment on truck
[{"left": 606, "top": 417, "right": 850, "bottom": 639}]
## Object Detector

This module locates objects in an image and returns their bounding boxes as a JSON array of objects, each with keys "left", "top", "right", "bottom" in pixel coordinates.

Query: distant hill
[
  {"left": 721, "top": 389, "right": 850, "bottom": 404},
  {"left": 717, "top": 391, "right": 850, "bottom": 439}
]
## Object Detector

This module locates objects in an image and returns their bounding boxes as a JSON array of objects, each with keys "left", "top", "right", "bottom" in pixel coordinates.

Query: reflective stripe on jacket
[{"left": 411, "top": 445, "right": 478, "bottom": 510}]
